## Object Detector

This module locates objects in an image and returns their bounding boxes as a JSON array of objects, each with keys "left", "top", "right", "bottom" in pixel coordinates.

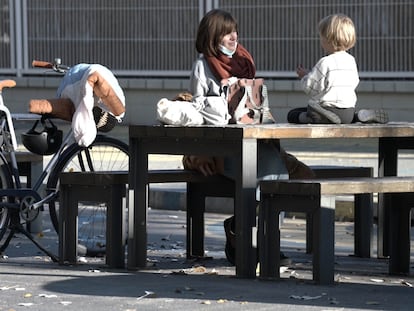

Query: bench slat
[
  {"left": 261, "top": 176, "right": 414, "bottom": 195},
  {"left": 148, "top": 165, "right": 372, "bottom": 184}
]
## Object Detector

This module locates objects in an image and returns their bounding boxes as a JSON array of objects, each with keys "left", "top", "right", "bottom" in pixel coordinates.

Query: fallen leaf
[
  {"left": 206, "top": 269, "right": 218, "bottom": 275},
  {"left": 39, "top": 293, "right": 58, "bottom": 298},
  {"left": 18, "top": 302, "right": 35, "bottom": 306},
  {"left": 192, "top": 266, "right": 206, "bottom": 273},
  {"left": 136, "top": 290, "right": 156, "bottom": 301},
  {"left": 401, "top": 281, "right": 413, "bottom": 287},
  {"left": 280, "top": 266, "right": 289, "bottom": 273},
  {"left": 290, "top": 295, "right": 322, "bottom": 300},
  {"left": 0, "top": 285, "right": 18, "bottom": 290},
  {"left": 161, "top": 234, "right": 171, "bottom": 241},
  {"left": 171, "top": 270, "right": 187, "bottom": 275}
]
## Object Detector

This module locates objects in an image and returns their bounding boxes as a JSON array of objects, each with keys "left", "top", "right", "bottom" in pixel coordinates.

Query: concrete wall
[{"left": 4, "top": 77, "right": 414, "bottom": 126}]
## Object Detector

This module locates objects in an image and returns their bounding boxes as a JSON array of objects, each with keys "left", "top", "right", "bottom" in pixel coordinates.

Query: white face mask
[{"left": 219, "top": 42, "right": 237, "bottom": 57}]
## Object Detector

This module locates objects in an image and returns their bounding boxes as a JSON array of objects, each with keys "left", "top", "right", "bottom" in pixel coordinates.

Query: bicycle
[{"left": 0, "top": 59, "right": 129, "bottom": 261}]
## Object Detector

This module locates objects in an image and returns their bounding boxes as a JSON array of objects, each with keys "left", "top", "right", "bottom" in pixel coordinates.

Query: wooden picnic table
[{"left": 127, "top": 122, "right": 414, "bottom": 277}]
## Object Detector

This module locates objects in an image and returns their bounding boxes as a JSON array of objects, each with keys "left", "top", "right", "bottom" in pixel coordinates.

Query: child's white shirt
[{"left": 301, "top": 51, "right": 359, "bottom": 109}]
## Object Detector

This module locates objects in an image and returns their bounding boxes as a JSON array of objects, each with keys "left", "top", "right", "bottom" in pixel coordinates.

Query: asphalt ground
[
  {"left": 1, "top": 123, "right": 412, "bottom": 310},
  {"left": 0, "top": 208, "right": 413, "bottom": 311}
]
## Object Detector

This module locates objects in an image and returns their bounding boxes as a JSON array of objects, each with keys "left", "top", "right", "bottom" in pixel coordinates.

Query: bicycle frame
[
  {"left": 0, "top": 60, "right": 129, "bottom": 261},
  {"left": 0, "top": 89, "right": 76, "bottom": 211}
]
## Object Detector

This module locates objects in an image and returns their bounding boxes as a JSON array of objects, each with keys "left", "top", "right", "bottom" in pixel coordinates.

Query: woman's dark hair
[{"left": 195, "top": 9, "right": 238, "bottom": 57}]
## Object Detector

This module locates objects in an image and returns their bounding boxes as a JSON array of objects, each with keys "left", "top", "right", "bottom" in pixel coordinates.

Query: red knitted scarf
[{"left": 206, "top": 43, "right": 256, "bottom": 80}]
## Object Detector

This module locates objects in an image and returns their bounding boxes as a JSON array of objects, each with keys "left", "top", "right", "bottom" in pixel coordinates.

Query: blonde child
[{"left": 288, "top": 14, "right": 388, "bottom": 124}]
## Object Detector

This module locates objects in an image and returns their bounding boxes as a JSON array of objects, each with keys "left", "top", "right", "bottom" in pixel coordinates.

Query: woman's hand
[
  {"left": 296, "top": 64, "right": 308, "bottom": 79},
  {"left": 183, "top": 155, "right": 223, "bottom": 176}
]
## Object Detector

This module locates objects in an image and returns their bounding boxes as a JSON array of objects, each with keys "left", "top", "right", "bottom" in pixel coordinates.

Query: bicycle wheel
[
  {"left": 47, "top": 135, "right": 129, "bottom": 255},
  {"left": 0, "top": 154, "right": 15, "bottom": 244}
]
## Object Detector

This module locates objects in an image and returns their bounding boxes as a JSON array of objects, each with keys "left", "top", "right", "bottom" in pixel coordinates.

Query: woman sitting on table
[{"left": 181, "top": 9, "right": 315, "bottom": 266}]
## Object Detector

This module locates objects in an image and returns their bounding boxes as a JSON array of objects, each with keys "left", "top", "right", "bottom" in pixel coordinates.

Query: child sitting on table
[{"left": 288, "top": 13, "right": 388, "bottom": 124}]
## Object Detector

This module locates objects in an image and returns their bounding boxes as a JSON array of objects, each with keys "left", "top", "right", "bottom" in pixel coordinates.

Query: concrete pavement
[
  {"left": 1, "top": 128, "right": 413, "bottom": 310},
  {"left": 0, "top": 208, "right": 413, "bottom": 311}
]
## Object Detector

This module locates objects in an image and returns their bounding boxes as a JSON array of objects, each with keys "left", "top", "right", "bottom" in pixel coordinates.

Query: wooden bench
[
  {"left": 258, "top": 176, "right": 414, "bottom": 285},
  {"left": 56, "top": 165, "right": 374, "bottom": 267},
  {"left": 5, "top": 151, "right": 43, "bottom": 187},
  {"left": 59, "top": 172, "right": 128, "bottom": 268},
  {"left": 147, "top": 165, "right": 373, "bottom": 259}
]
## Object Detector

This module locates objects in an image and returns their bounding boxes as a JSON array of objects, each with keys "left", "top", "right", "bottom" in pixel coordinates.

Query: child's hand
[{"left": 296, "top": 64, "right": 308, "bottom": 79}]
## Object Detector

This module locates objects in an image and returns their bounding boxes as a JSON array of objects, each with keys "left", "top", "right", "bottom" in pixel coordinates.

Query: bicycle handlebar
[
  {"left": 32, "top": 58, "right": 70, "bottom": 73},
  {"left": 32, "top": 60, "right": 54, "bottom": 69}
]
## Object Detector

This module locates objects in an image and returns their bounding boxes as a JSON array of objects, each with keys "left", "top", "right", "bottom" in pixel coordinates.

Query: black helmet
[{"left": 21, "top": 118, "right": 63, "bottom": 155}]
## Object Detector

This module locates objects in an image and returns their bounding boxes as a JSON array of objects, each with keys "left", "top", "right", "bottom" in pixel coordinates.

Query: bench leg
[
  {"left": 354, "top": 193, "right": 373, "bottom": 258},
  {"left": 306, "top": 195, "right": 334, "bottom": 257},
  {"left": 186, "top": 183, "right": 205, "bottom": 258},
  {"left": 258, "top": 193, "right": 280, "bottom": 279},
  {"left": 106, "top": 184, "right": 126, "bottom": 268},
  {"left": 59, "top": 185, "right": 78, "bottom": 264},
  {"left": 389, "top": 194, "right": 412, "bottom": 275},
  {"left": 59, "top": 183, "right": 126, "bottom": 268},
  {"left": 306, "top": 213, "right": 312, "bottom": 254},
  {"left": 307, "top": 193, "right": 373, "bottom": 258},
  {"left": 312, "top": 201, "right": 335, "bottom": 285},
  {"left": 259, "top": 193, "right": 335, "bottom": 285}
]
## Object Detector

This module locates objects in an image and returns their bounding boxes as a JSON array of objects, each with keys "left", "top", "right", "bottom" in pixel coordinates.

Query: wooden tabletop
[{"left": 129, "top": 122, "right": 414, "bottom": 140}]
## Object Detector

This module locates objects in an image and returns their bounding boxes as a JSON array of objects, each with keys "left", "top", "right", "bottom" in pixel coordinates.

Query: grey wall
[{"left": 5, "top": 77, "right": 414, "bottom": 128}]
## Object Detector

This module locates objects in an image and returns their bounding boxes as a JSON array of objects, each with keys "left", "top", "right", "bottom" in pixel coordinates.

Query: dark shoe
[
  {"left": 357, "top": 109, "right": 388, "bottom": 124},
  {"left": 280, "top": 252, "right": 292, "bottom": 266},
  {"left": 287, "top": 107, "right": 307, "bottom": 123},
  {"left": 224, "top": 241, "right": 235, "bottom": 265},
  {"left": 308, "top": 102, "right": 341, "bottom": 124},
  {"left": 224, "top": 216, "right": 236, "bottom": 265}
]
